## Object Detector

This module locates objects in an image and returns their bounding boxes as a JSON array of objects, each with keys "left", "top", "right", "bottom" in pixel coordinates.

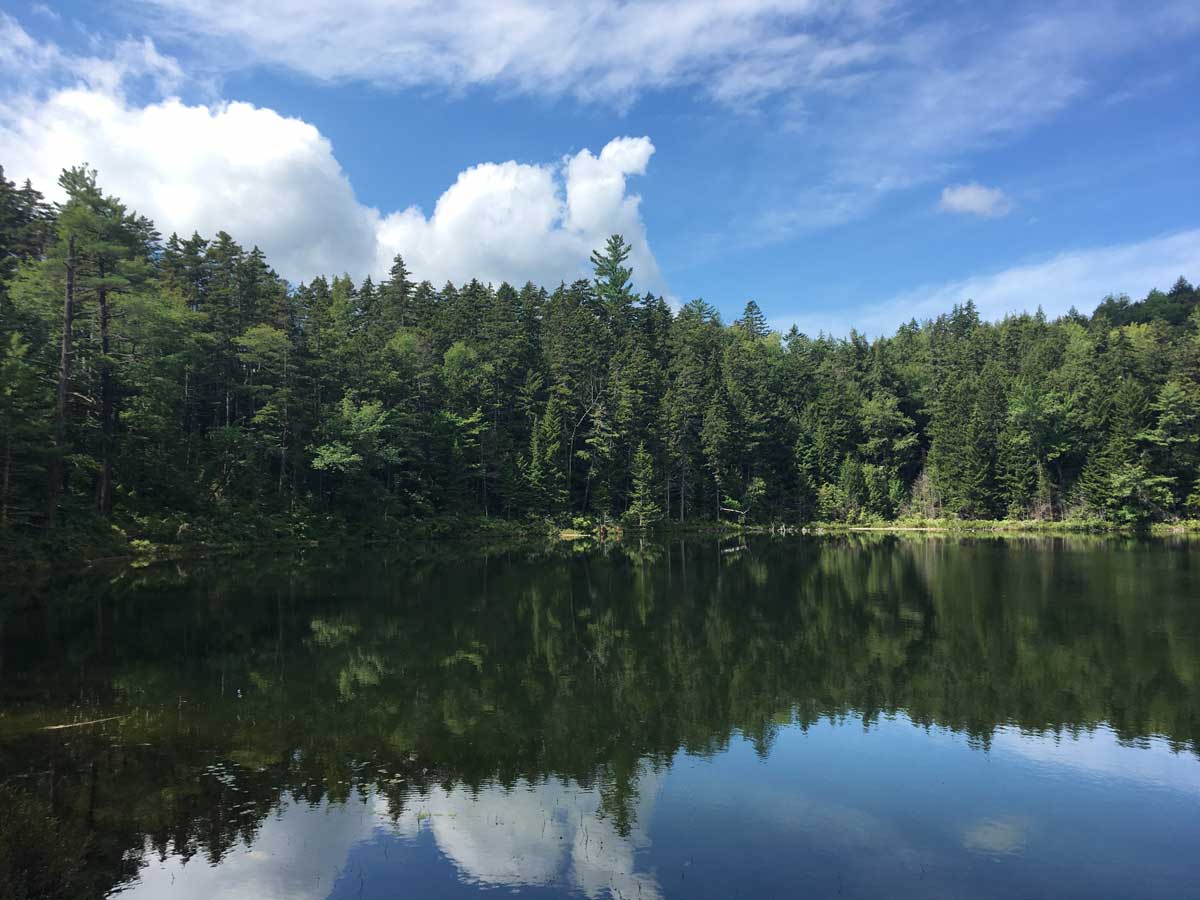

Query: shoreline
[{"left": 4, "top": 515, "right": 1199, "bottom": 575}]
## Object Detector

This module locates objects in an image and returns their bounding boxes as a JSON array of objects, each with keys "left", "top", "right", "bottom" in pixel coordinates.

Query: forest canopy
[{"left": 2, "top": 165, "right": 1199, "bottom": 553}]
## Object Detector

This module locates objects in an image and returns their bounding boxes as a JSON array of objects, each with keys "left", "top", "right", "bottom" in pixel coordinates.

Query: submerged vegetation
[{"left": 3, "top": 165, "right": 1200, "bottom": 561}]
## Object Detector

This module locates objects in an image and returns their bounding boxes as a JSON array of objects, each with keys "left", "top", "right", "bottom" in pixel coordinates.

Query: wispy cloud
[
  {"left": 0, "top": 12, "right": 182, "bottom": 94},
  {"left": 776, "top": 229, "right": 1200, "bottom": 338},
  {"left": 30, "top": 4, "right": 61, "bottom": 22},
  {"left": 939, "top": 183, "right": 1012, "bottom": 218},
  {"left": 127, "top": 0, "right": 893, "bottom": 107},
  {"left": 121, "top": 1, "right": 1200, "bottom": 242}
]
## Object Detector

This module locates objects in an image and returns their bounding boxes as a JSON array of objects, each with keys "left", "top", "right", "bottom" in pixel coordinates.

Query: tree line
[{"left": 2, "top": 165, "right": 1199, "bottom": 550}]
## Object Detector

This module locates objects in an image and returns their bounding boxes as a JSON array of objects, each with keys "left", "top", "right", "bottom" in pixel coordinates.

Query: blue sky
[{"left": 2, "top": 0, "right": 1199, "bottom": 335}]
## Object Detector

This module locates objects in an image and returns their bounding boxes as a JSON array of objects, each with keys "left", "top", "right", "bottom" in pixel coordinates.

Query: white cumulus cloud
[
  {"left": 0, "top": 16, "right": 664, "bottom": 290},
  {"left": 0, "top": 88, "right": 381, "bottom": 282},
  {"left": 939, "top": 183, "right": 1013, "bottom": 218},
  {"left": 122, "top": 0, "right": 1200, "bottom": 242},
  {"left": 375, "top": 136, "right": 662, "bottom": 290}
]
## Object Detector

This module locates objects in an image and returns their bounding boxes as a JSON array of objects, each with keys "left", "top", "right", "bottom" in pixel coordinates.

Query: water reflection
[
  {"left": 84, "top": 718, "right": 1200, "bottom": 900},
  {"left": 394, "top": 774, "right": 660, "bottom": 897},
  {"left": 127, "top": 795, "right": 381, "bottom": 900},
  {"left": 1, "top": 535, "right": 1198, "bottom": 898},
  {"left": 122, "top": 772, "right": 661, "bottom": 900},
  {"left": 991, "top": 726, "right": 1200, "bottom": 794}
]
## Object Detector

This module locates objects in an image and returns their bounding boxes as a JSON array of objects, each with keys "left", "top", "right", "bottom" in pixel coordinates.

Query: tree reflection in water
[{"left": 1, "top": 534, "right": 1198, "bottom": 897}]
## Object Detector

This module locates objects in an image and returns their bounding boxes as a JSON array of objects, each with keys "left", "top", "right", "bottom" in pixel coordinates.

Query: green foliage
[
  {"left": 1093, "top": 277, "right": 1198, "bottom": 327},
  {"left": 1089, "top": 462, "right": 1175, "bottom": 529},
  {"left": 2, "top": 165, "right": 1199, "bottom": 559},
  {"left": 626, "top": 442, "right": 661, "bottom": 528},
  {"left": 0, "top": 333, "right": 47, "bottom": 528},
  {"left": 524, "top": 395, "right": 566, "bottom": 510},
  {"left": 591, "top": 233, "right": 635, "bottom": 335}
]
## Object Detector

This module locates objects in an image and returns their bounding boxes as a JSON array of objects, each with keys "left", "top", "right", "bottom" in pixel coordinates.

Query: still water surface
[{"left": 1, "top": 535, "right": 1198, "bottom": 898}]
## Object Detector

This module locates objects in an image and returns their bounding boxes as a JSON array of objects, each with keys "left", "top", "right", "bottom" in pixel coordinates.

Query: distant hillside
[{"left": 1093, "top": 277, "right": 1198, "bottom": 327}]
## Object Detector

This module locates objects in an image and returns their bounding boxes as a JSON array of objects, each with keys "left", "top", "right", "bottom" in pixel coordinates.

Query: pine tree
[
  {"left": 736, "top": 300, "right": 768, "bottom": 340},
  {"left": 525, "top": 396, "right": 566, "bottom": 510},
  {"left": 626, "top": 442, "right": 661, "bottom": 528},
  {"left": 0, "top": 334, "right": 46, "bottom": 528},
  {"left": 0, "top": 166, "right": 52, "bottom": 312},
  {"left": 701, "top": 395, "right": 733, "bottom": 521},
  {"left": 378, "top": 253, "right": 413, "bottom": 335},
  {"left": 1140, "top": 379, "right": 1200, "bottom": 509},
  {"left": 46, "top": 167, "right": 156, "bottom": 517},
  {"left": 591, "top": 234, "right": 634, "bottom": 337},
  {"left": 583, "top": 400, "right": 619, "bottom": 515}
]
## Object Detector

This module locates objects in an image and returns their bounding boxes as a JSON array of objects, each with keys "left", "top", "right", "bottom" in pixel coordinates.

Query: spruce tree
[
  {"left": 591, "top": 234, "right": 634, "bottom": 337},
  {"left": 736, "top": 300, "right": 768, "bottom": 340},
  {"left": 626, "top": 442, "right": 661, "bottom": 528}
]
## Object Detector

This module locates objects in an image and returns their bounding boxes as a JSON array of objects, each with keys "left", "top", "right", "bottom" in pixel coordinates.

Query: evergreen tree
[
  {"left": 591, "top": 233, "right": 635, "bottom": 338},
  {"left": 4, "top": 166, "right": 1200, "bottom": 554},
  {"left": 625, "top": 442, "right": 661, "bottom": 528},
  {"left": 525, "top": 396, "right": 566, "bottom": 510},
  {"left": 377, "top": 253, "right": 413, "bottom": 336},
  {"left": 736, "top": 300, "right": 768, "bottom": 340}
]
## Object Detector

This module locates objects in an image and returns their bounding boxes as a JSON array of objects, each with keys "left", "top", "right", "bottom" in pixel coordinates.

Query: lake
[{"left": 1, "top": 535, "right": 1198, "bottom": 898}]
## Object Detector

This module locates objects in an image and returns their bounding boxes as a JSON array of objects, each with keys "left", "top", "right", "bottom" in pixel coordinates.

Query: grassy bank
[
  {"left": 0, "top": 512, "right": 562, "bottom": 574},
  {"left": 809, "top": 517, "right": 1200, "bottom": 537}
]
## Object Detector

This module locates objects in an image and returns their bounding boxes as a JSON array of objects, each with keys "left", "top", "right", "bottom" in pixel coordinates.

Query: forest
[{"left": 2, "top": 165, "right": 1199, "bottom": 557}]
